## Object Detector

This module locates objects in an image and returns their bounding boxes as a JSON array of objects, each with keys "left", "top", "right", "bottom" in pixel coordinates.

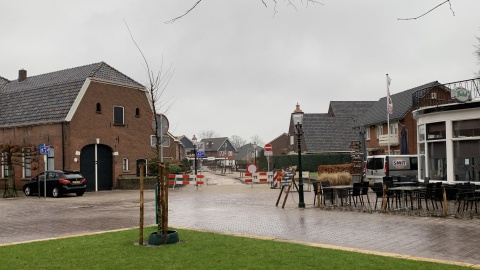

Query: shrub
[
  {"left": 318, "top": 172, "right": 352, "bottom": 186},
  {"left": 169, "top": 164, "right": 182, "bottom": 174}
]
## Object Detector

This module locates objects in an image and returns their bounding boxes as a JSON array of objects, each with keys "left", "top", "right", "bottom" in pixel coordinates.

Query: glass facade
[
  {"left": 417, "top": 117, "right": 480, "bottom": 182},
  {"left": 452, "top": 119, "right": 480, "bottom": 181}
]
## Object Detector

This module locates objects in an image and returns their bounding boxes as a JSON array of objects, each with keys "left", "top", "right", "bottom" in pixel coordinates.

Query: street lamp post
[
  {"left": 223, "top": 143, "right": 227, "bottom": 175},
  {"left": 192, "top": 135, "right": 198, "bottom": 175},
  {"left": 292, "top": 103, "right": 305, "bottom": 208},
  {"left": 253, "top": 142, "right": 257, "bottom": 164}
]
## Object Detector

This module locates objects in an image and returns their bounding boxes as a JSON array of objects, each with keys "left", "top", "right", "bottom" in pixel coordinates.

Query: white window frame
[
  {"left": 47, "top": 147, "right": 55, "bottom": 171},
  {"left": 151, "top": 135, "right": 170, "bottom": 147},
  {"left": 365, "top": 127, "right": 370, "bottom": 140},
  {"left": 122, "top": 158, "right": 129, "bottom": 172},
  {"left": 389, "top": 122, "right": 398, "bottom": 135},
  {"left": 23, "top": 148, "right": 32, "bottom": 178},
  {"left": 1, "top": 153, "right": 9, "bottom": 178},
  {"left": 376, "top": 125, "right": 383, "bottom": 139}
]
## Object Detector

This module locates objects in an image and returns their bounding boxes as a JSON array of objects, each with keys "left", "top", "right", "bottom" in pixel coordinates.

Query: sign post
[
  {"left": 38, "top": 144, "right": 51, "bottom": 199},
  {"left": 264, "top": 143, "right": 273, "bottom": 172}
]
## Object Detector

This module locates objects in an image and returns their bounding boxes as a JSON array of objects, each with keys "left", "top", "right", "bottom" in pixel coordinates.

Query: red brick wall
[
  {"left": 364, "top": 112, "right": 417, "bottom": 155},
  {"left": 0, "top": 79, "right": 156, "bottom": 189},
  {"left": 268, "top": 134, "right": 289, "bottom": 156}
]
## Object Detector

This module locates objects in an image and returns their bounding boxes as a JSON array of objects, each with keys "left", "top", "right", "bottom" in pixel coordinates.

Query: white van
[{"left": 364, "top": 155, "right": 418, "bottom": 184}]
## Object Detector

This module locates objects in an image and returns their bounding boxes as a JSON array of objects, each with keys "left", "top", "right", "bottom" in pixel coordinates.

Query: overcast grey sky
[{"left": 1, "top": 1, "right": 479, "bottom": 146}]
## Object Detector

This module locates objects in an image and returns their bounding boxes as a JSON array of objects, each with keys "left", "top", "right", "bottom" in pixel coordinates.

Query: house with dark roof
[
  {"left": 358, "top": 81, "right": 444, "bottom": 155},
  {"left": 0, "top": 62, "right": 168, "bottom": 192},
  {"left": 287, "top": 101, "right": 375, "bottom": 154},
  {"left": 201, "top": 137, "right": 237, "bottom": 167},
  {"left": 235, "top": 143, "right": 263, "bottom": 163},
  {"left": 177, "top": 135, "right": 195, "bottom": 156},
  {"left": 266, "top": 133, "right": 289, "bottom": 156}
]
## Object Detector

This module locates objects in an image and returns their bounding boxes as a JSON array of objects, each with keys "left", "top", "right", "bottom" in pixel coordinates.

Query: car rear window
[
  {"left": 367, "top": 158, "right": 384, "bottom": 170},
  {"left": 63, "top": 173, "right": 84, "bottom": 179}
]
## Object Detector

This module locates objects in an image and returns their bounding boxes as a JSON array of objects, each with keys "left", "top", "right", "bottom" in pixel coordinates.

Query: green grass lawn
[{"left": 0, "top": 227, "right": 471, "bottom": 270}]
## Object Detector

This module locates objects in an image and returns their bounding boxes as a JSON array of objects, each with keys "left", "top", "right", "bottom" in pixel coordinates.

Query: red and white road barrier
[
  {"left": 272, "top": 170, "right": 281, "bottom": 187},
  {"left": 168, "top": 174, "right": 205, "bottom": 186},
  {"left": 245, "top": 172, "right": 274, "bottom": 185}
]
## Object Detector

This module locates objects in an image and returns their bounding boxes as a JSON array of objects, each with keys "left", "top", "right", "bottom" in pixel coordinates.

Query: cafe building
[{"left": 412, "top": 78, "right": 480, "bottom": 184}]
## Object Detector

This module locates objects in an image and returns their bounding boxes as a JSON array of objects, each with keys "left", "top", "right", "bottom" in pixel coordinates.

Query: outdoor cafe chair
[
  {"left": 456, "top": 182, "right": 478, "bottom": 213},
  {"left": 371, "top": 182, "right": 389, "bottom": 210},
  {"left": 431, "top": 182, "right": 444, "bottom": 210},
  {"left": 349, "top": 182, "right": 363, "bottom": 207},
  {"left": 320, "top": 181, "right": 334, "bottom": 206},
  {"left": 414, "top": 183, "right": 433, "bottom": 211},
  {"left": 312, "top": 181, "right": 320, "bottom": 206},
  {"left": 360, "top": 181, "right": 370, "bottom": 207},
  {"left": 383, "top": 178, "right": 401, "bottom": 208}
]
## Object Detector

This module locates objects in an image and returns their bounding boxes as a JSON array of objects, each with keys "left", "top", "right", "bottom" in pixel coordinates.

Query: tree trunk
[
  {"left": 159, "top": 164, "right": 169, "bottom": 244},
  {"left": 4, "top": 171, "right": 18, "bottom": 198}
]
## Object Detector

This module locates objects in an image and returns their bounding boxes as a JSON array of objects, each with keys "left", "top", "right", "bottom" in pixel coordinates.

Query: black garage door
[{"left": 80, "top": 144, "right": 113, "bottom": 191}]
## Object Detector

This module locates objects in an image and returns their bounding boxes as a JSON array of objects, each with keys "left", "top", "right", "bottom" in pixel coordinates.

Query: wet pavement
[{"left": 1, "top": 171, "right": 480, "bottom": 268}]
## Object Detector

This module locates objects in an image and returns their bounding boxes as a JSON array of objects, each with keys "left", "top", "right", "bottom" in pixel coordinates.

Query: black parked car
[{"left": 23, "top": 170, "right": 87, "bottom": 198}]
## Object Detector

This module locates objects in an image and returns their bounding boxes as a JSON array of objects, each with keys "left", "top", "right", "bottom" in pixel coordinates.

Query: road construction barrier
[
  {"left": 272, "top": 170, "right": 281, "bottom": 188},
  {"left": 245, "top": 172, "right": 274, "bottom": 185},
  {"left": 168, "top": 174, "right": 205, "bottom": 188}
]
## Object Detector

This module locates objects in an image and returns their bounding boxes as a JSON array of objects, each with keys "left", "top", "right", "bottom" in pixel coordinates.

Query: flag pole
[{"left": 386, "top": 74, "right": 390, "bottom": 155}]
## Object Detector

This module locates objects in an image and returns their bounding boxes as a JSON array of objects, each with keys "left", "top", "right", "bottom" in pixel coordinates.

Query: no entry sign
[{"left": 264, "top": 143, "right": 272, "bottom": 152}]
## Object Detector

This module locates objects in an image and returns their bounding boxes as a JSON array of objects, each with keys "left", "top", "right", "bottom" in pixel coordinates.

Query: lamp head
[{"left": 292, "top": 103, "right": 304, "bottom": 127}]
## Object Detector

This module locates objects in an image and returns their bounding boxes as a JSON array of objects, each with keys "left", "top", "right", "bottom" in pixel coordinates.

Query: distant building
[
  {"left": 201, "top": 137, "right": 237, "bottom": 167},
  {"left": 287, "top": 101, "right": 375, "bottom": 154}
]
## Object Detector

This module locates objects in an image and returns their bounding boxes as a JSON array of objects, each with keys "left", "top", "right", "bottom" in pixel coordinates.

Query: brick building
[
  {"left": 359, "top": 81, "right": 442, "bottom": 156},
  {"left": 0, "top": 62, "right": 168, "bottom": 191}
]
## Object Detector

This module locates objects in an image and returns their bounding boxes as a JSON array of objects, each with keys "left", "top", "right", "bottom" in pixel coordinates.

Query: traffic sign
[
  {"left": 150, "top": 114, "right": 169, "bottom": 135},
  {"left": 196, "top": 151, "right": 205, "bottom": 158},
  {"left": 38, "top": 145, "right": 51, "bottom": 155},
  {"left": 246, "top": 163, "right": 258, "bottom": 174},
  {"left": 264, "top": 143, "right": 272, "bottom": 152}
]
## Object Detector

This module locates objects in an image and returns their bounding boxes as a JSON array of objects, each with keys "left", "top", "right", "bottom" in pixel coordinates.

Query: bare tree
[
  {"left": 125, "top": 20, "right": 174, "bottom": 245},
  {"left": 0, "top": 144, "right": 39, "bottom": 198},
  {"left": 229, "top": 135, "right": 247, "bottom": 149},
  {"left": 199, "top": 130, "right": 218, "bottom": 139},
  {"left": 476, "top": 35, "right": 480, "bottom": 77},
  {"left": 165, "top": 0, "right": 323, "bottom": 24},
  {"left": 398, "top": 0, "right": 455, "bottom": 20},
  {"left": 250, "top": 135, "right": 264, "bottom": 146}
]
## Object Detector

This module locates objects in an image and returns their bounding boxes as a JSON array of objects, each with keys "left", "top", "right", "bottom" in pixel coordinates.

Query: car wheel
[
  {"left": 51, "top": 187, "right": 60, "bottom": 198},
  {"left": 24, "top": 186, "right": 32, "bottom": 196},
  {"left": 76, "top": 191, "right": 85, "bottom": 196}
]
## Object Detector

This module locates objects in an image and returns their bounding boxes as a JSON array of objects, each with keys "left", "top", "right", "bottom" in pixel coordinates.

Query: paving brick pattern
[{"left": 1, "top": 171, "right": 480, "bottom": 267}]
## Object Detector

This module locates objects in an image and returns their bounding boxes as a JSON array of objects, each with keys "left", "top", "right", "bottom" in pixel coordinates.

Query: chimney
[{"left": 18, "top": 69, "right": 27, "bottom": 82}]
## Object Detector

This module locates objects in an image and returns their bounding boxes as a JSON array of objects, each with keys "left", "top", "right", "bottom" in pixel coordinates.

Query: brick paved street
[{"left": 1, "top": 171, "right": 480, "bottom": 268}]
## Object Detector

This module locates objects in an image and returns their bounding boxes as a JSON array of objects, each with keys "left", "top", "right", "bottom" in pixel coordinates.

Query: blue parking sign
[{"left": 38, "top": 145, "right": 51, "bottom": 155}]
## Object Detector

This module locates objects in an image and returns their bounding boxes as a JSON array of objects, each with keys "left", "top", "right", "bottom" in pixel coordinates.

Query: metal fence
[{"left": 412, "top": 77, "right": 480, "bottom": 110}]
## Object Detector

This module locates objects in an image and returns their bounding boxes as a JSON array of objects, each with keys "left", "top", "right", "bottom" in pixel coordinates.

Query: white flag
[{"left": 387, "top": 75, "right": 393, "bottom": 114}]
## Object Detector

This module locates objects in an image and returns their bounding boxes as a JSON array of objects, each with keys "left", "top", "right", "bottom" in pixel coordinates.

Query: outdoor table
[
  {"left": 393, "top": 181, "right": 418, "bottom": 186},
  {"left": 388, "top": 186, "right": 425, "bottom": 210},
  {"left": 322, "top": 185, "right": 353, "bottom": 207}
]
